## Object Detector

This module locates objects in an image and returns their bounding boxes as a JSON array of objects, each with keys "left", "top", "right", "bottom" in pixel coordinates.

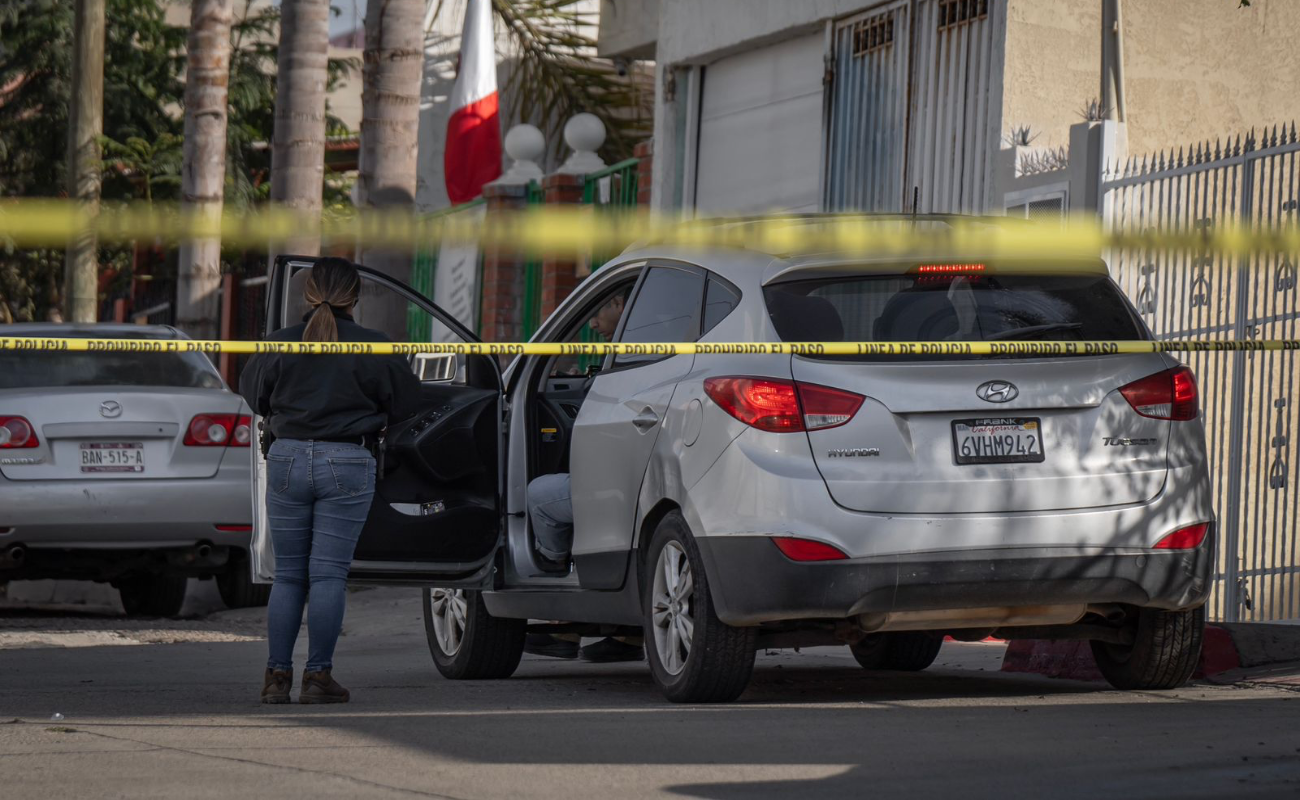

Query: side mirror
[{"left": 413, "top": 353, "right": 458, "bottom": 383}]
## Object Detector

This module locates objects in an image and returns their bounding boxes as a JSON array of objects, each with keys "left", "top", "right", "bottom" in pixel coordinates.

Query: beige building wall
[{"left": 1002, "top": 0, "right": 1300, "bottom": 159}]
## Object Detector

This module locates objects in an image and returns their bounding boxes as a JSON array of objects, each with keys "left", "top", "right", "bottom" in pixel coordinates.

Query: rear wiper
[{"left": 988, "top": 323, "right": 1084, "bottom": 340}]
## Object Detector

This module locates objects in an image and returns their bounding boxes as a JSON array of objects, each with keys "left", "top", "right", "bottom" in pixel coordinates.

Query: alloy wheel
[
  {"left": 429, "top": 588, "right": 468, "bottom": 656},
  {"left": 651, "top": 540, "right": 695, "bottom": 675}
]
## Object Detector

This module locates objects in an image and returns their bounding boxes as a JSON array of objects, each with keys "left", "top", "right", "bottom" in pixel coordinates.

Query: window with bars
[
  {"left": 851, "top": 14, "right": 894, "bottom": 56},
  {"left": 938, "top": 0, "right": 989, "bottom": 30}
]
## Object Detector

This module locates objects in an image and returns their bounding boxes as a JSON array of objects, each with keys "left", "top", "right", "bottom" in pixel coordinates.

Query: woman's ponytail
[{"left": 302, "top": 258, "right": 361, "bottom": 342}]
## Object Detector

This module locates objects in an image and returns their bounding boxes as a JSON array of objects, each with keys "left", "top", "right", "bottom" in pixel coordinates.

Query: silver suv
[{"left": 254, "top": 225, "right": 1213, "bottom": 703}]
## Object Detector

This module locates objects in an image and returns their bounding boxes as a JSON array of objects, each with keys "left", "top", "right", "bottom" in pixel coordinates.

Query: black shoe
[
  {"left": 524, "top": 633, "right": 579, "bottom": 659},
  {"left": 580, "top": 637, "right": 645, "bottom": 663},
  {"left": 535, "top": 552, "right": 570, "bottom": 574}
]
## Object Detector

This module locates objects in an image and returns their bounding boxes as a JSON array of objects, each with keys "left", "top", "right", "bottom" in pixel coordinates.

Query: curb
[{"left": 1001, "top": 622, "right": 1300, "bottom": 683}]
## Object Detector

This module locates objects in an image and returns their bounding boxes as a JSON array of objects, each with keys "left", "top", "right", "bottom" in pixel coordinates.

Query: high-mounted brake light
[
  {"left": 1154, "top": 522, "right": 1210, "bottom": 550},
  {"left": 1119, "top": 366, "right": 1198, "bottom": 421},
  {"left": 916, "top": 263, "right": 986, "bottom": 274},
  {"left": 772, "top": 537, "right": 849, "bottom": 562},
  {"left": 0, "top": 416, "right": 38, "bottom": 449},
  {"left": 703, "top": 378, "right": 865, "bottom": 433},
  {"left": 185, "top": 414, "right": 253, "bottom": 447}
]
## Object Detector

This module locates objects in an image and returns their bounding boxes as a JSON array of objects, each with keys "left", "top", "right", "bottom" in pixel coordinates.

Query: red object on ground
[{"left": 1001, "top": 624, "right": 1245, "bottom": 682}]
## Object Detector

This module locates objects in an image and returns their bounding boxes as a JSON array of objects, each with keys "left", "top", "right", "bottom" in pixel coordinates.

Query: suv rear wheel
[
  {"left": 1091, "top": 605, "right": 1204, "bottom": 690},
  {"left": 849, "top": 632, "right": 944, "bottom": 671},
  {"left": 423, "top": 588, "right": 526, "bottom": 679},
  {"left": 117, "top": 574, "right": 187, "bottom": 617},
  {"left": 643, "top": 512, "right": 757, "bottom": 703}
]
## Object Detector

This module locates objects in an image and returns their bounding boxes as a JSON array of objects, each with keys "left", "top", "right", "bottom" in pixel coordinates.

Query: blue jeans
[
  {"left": 264, "top": 439, "right": 376, "bottom": 673},
  {"left": 527, "top": 473, "right": 573, "bottom": 561}
]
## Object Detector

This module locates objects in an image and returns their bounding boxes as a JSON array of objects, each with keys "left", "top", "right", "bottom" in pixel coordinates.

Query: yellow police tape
[
  {"left": 3, "top": 200, "right": 1300, "bottom": 257},
  {"left": 2, "top": 336, "right": 1298, "bottom": 357}
]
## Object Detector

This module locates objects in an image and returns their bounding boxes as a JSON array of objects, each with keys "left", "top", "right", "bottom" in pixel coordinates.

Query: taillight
[
  {"left": 1154, "top": 522, "right": 1210, "bottom": 550},
  {"left": 1119, "top": 366, "right": 1198, "bottom": 420},
  {"left": 703, "top": 377, "right": 864, "bottom": 433},
  {"left": 185, "top": 414, "right": 253, "bottom": 447},
  {"left": 772, "top": 537, "right": 849, "bottom": 562},
  {"left": 0, "top": 416, "right": 38, "bottom": 449}
]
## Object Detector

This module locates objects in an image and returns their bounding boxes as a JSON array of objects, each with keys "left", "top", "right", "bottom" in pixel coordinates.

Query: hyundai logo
[
  {"left": 99, "top": 400, "right": 122, "bottom": 418},
  {"left": 976, "top": 381, "right": 1019, "bottom": 403}
]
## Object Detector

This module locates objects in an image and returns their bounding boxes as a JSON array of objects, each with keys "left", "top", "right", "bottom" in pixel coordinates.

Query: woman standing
[{"left": 240, "top": 258, "right": 418, "bottom": 704}]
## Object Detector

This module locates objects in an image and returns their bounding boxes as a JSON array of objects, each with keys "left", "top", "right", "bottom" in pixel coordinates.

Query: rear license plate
[
  {"left": 952, "top": 418, "right": 1044, "bottom": 465},
  {"left": 80, "top": 442, "right": 145, "bottom": 473}
]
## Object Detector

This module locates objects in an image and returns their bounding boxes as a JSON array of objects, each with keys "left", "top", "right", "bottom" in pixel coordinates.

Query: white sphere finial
[
  {"left": 558, "top": 113, "right": 608, "bottom": 174},
  {"left": 490, "top": 123, "right": 545, "bottom": 185},
  {"left": 505, "top": 124, "right": 545, "bottom": 164}
]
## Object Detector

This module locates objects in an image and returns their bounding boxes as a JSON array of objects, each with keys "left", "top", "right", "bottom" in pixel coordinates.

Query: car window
[
  {"left": 763, "top": 271, "right": 1147, "bottom": 360},
  {"left": 613, "top": 266, "right": 705, "bottom": 367},
  {"left": 702, "top": 277, "right": 741, "bottom": 337},
  {"left": 0, "top": 351, "right": 224, "bottom": 390},
  {"left": 548, "top": 281, "right": 636, "bottom": 377}
]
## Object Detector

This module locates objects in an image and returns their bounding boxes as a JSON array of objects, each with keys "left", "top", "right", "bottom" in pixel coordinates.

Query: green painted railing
[
  {"left": 406, "top": 197, "right": 486, "bottom": 342},
  {"left": 520, "top": 180, "right": 546, "bottom": 339},
  {"left": 580, "top": 157, "right": 640, "bottom": 207}
]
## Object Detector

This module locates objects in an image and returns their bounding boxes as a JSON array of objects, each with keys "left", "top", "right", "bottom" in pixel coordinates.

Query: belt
[{"left": 315, "top": 434, "right": 377, "bottom": 448}]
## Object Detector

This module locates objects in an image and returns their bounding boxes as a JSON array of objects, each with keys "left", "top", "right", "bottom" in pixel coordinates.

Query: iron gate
[
  {"left": 1102, "top": 125, "right": 1300, "bottom": 621},
  {"left": 825, "top": 0, "right": 1001, "bottom": 213}
]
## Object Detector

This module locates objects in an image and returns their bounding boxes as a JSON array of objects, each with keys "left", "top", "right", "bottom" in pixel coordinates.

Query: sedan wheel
[
  {"left": 652, "top": 541, "right": 695, "bottom": 675},
  {"left": 422, "top": 588, "right": 526, "bottom": 680}
]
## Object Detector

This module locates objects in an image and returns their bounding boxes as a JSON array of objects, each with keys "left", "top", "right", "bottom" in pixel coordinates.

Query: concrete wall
[
  {"left": 598, "top": 0, "right": 660, "bottom": 59},
  {"left": 1002, "top": 0, "right": 1300, "bottom": 157}
]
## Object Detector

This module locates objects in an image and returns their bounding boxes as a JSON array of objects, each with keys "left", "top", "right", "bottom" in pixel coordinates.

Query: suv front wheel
[
  {"left": 643, "top": 512, "right": 757, "bottom": 703},
  {"left": 1091, "top": 605, "right": 1205, "bottom": 690},
  {"left": 423, "top": 588, "right": 526, "bottom": 680}
]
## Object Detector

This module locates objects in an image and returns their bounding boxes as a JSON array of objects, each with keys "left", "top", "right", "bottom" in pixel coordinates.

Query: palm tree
[
  {"left": 176, "top": 0, "right": 234, "bottom": 339},
  {"left": 355, "top": 0, "right": 426, "bottom": 338},
  {"left": 269, "top": 0, "right": 331, "bottom": 257}
]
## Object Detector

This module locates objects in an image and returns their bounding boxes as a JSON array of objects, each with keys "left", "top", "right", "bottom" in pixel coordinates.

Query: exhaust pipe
[
  {"left": 1, "top": 544, "right": 25, "bottom": 568},
  {"left": 196, "top": 543, "right": 212, "bottom": 559}
]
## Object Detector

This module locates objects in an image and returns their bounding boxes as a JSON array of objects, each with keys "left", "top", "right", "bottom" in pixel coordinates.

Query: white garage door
[{"left": 693, "top": 32, "right": 825, "bottom": 216}]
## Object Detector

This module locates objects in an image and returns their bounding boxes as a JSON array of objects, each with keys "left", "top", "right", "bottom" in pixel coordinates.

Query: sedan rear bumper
[
  {"left": 0, "top": 468, "right": 252, "bottom": 550},
  {"left": 695, "top": 533, "right": 1215, "bottom": 626}
]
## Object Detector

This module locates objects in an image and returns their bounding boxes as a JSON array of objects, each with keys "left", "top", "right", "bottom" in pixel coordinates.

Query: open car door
[{"left": 249, "top": 255, "right": 504, "bottom": 587}]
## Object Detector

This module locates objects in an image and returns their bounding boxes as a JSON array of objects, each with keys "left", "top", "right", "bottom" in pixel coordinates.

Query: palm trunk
[
  {"left": 356, "top": 0, "right": 425, "bottom": 339},
  {"left": 269, "top": 0, "right": 331, "bottom": 259},
  {"left": 176, "top": 0, "right": 234, "bottom": 340}
]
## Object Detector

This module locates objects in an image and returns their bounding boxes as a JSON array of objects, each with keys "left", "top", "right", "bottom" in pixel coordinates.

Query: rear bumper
[
  {"left": 0, "top": 467, "right": 252, "bottom": 550},
  {"left": 695, "top": 533, "right": 1215, "bottom": 626}
]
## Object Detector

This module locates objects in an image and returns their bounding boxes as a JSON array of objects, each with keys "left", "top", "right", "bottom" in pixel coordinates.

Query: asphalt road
[{"left": 1, "top": 586, "right": 1298, "bottom": 800}]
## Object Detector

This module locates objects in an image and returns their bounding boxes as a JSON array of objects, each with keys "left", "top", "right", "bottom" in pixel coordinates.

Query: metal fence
[
  {"left": 1102, "top": 124, "right": 1300, "bottom": 621},
  {"left": 407, "top": 197, "right": 487, "bottom": 341}
]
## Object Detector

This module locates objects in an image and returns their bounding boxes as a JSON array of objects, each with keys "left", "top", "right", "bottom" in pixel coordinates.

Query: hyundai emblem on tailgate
[{"left": 976, "top": 381, "right": 1018, "bottom": 403}]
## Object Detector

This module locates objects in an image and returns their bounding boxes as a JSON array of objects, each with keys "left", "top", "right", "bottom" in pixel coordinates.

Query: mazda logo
[
  {"left": 976, "top": 381, "right": 1018, "bottom": 403},
  {"left": 99, "top": 400, "right": 122, "bottom": 418}
]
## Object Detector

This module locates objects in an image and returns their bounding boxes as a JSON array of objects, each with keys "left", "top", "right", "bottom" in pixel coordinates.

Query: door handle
[{"left": 632, "top": 408, "right": 659, "bottom": 431}]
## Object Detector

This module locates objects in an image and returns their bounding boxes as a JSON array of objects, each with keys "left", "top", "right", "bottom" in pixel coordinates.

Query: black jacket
[{"left": 239, "top": 311, "right": 420, "bottom": 441}]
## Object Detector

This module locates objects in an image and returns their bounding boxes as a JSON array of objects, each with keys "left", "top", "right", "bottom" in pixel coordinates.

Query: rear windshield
[
  {"left": 0, "top": 351, "right": 224, "bottom": 390},
  {"left": 764, "top": 273, "right": 1147, "bottom": 359}
]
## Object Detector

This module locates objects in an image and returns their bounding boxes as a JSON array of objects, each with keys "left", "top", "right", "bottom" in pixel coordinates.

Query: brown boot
[
  {"left": 261, "top": 668, "right": 292, "bottom": 704},
  {"left": 300, "top": 670, "right": 350, "bottom": 704}
]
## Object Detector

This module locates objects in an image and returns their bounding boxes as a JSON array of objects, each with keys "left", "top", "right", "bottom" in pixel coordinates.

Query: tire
[
  {"left": 1091, "top": 605, "right": 1204, "bottom": 690},
  {"left": 850, "top": 632, "right": 944, "bottom": 672},
  {"left": 423, "top": 588, "right": 526, "bottom": 680},
  {"left": 643, "top": 512, "right": 757, "bottom": 703},
  {"left": 216, "top": 558, "right": 271, "bottom": 609},
  {"left": 117, "top": 575, "right": 188, "bottom": 617}
]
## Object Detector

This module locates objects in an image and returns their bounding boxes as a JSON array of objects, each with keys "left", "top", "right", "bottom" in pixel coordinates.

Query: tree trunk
[
  {"left": 177, "top": 0, "right": 234, "bottom": 340},
  {"left": 356, "top": 0, "right": 425, "bottom": 340},
  {"left": 269, "top": 0, "right": 331, "bottom": 260},
  {"left": 62, "top": 0, "right": 105, "bottom": 323}
]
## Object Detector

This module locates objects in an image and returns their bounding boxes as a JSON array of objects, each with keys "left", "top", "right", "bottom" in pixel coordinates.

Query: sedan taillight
[
  {"left": 185, "top": 414, "right": 253, "bottom": 447},
  {"left": 703, "top": 377, "right": 865, "bottom": 433},
  {"left": 0, "top": 416, "right": 38, "bottom": 449},
  {"left": 1119, "top": 366, "right": 1198, "bottom": 421}
]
